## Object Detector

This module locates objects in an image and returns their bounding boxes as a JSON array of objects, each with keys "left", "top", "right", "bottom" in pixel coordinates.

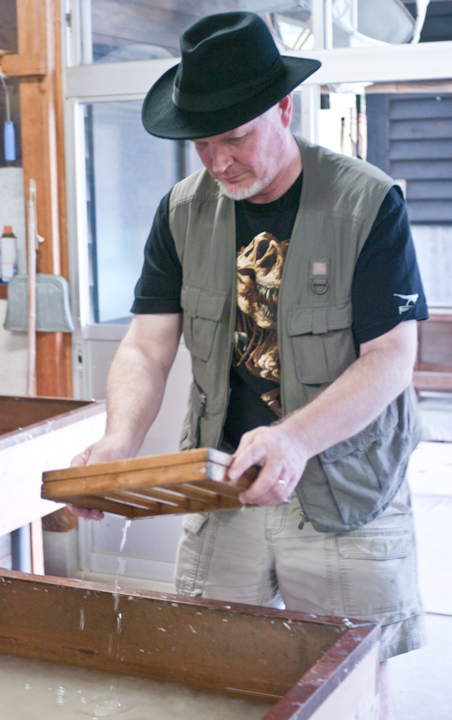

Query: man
[{"left": 73, "top": 12, "right": 428, "bottom": 718}]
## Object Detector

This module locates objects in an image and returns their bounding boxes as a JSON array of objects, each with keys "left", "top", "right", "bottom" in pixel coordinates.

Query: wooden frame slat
[
  {"left": 41, "top": 448, "right": 256, "bottom": 518},
  {"left": 43, "top": 447, "right": 211, "bottom": 482},
  {"left": 41, "top": 462, "right": 210, "bottom": 498},
  {"left": 53, "top": 494, "right": 152, "bottom": 518}
]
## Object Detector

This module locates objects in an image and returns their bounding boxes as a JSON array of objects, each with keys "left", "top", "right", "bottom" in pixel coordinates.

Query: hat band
[{"left": 172, "top": 57, "right": 285, "bottom": 113}]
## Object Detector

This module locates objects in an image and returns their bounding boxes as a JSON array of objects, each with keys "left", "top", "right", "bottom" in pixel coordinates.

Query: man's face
[{"left": 192, "top": 101, "right": 290, "bottom": 203}]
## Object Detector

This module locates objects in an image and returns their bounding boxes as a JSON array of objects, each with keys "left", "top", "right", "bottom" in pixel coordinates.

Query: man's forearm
[
  {"left": 104, "top": 342, "right": 169, "bottom": 457},
  {"left": 104, "top": 313, "right": 182, "bottom": 457}
]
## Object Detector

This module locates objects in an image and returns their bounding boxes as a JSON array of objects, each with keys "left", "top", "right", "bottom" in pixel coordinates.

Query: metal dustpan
[{"left": 4, "top": 273, "right": 75, "bottom": 332}]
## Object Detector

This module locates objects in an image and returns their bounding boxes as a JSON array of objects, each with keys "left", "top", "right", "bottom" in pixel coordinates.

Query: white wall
[
  {"left": 0, "top": 301, "right": 27, "bottom": 395},
  {"left": 411, "top": 225, "right": 452, "bottom": 309},
  {"left": 0, "top": 167, "right": 27, "bottom": 275},
  {"left": 0, "top": 167, "right": 28, "bottom": 396}
]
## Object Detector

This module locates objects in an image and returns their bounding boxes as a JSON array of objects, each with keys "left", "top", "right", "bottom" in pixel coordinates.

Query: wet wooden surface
[
  {"left": 0, "top": 570, "right": 380, "bottom": 719},
  {"left": 0, "top": 396, "right": 93, "bottom": 438}
]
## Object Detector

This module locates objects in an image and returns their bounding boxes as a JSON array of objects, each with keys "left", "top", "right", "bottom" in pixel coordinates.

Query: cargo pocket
[
  {"left": 287, "top": 302, "right": 356, "bottom": 385},
  {"left": 181, "top": 285, "right": 226, "bottom": 361},
  {"left": 335, "top": 529, "right": 418, "bottom": 620},
  {"left": 175, "top": 512, "right": 212, "bottom": 597}
]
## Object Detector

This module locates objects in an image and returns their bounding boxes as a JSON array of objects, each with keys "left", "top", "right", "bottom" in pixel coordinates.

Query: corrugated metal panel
[
  {"left": 390, "top": 160, "right": 452, "bottom": 179},
  {"left": 389, "top": 119, "right": 452, "bottom": 139},
  {"left": 390, "top": 140, "right": 452, "bottom": 160},
  {"left": 405, "top": 200, "right": 452, "bottom": 222},
  {"left": 368, "top": 93, "right": 452, "bottom": 223},
  {"left": 409, "top": 180, "right": 452, "bottom": 199},
  {"left": 389, "top": 97, "right": 452, "bottom": 120}
]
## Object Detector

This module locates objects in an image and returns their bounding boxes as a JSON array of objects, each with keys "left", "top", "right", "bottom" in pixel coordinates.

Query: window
[{"left": 84, "top": 100, "right": 180, "bottom": 323}]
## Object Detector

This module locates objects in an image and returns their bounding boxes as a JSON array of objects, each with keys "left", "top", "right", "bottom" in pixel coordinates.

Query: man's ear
[{"left": 278, "top": 94, "right": 293, "bottom": 129}]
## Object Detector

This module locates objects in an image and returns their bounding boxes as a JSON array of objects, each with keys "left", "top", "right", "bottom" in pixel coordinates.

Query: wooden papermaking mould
[{"left": 41, "top": 448, "right": 259, "bottom": 518}]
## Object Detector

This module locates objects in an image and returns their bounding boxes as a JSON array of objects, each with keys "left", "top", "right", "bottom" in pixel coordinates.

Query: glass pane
[
  {"left": 78, "top": 0, "right": 452, "bottom": 64},
  {"left": 85, "top": 100, "right": 179, "bottom": 323},
  {"left": 86, "top": 0, "right": 240, "bottom": 63},
  {"left": 331, "top": 0, "right": 452, "bottom": 49},
  {"left": 265, "top": 3, "right": 314, "bottom": 51},
  {"left": 84, "top": 0, "right": 317, "bottom": 62}
]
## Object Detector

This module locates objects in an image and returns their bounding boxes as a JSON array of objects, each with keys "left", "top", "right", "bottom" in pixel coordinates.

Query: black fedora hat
[{"left": 142, "top": 12, "right": 321, "bottom": 140}]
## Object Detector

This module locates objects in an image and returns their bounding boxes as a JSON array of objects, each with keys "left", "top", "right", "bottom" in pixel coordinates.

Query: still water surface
[{"left": 0, "top": 653, "right": 274, "bottom": 720}]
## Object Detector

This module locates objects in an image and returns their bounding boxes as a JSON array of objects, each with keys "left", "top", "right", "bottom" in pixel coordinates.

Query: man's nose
[{"left": 210, "top": 146, "right": 233, "bottom": 175}]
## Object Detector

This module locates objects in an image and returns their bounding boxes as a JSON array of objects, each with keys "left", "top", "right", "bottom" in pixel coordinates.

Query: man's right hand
[
  {"left": 68, "top": 434, "right": 134, "bottom": 521},
  {"left": 71, "top": 433, "right": 133, "bottom": 468}
]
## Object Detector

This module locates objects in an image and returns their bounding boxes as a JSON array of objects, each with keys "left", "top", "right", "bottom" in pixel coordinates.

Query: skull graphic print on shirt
[{"left": 234, "top": 231, "right": 290, "bottom": 418}]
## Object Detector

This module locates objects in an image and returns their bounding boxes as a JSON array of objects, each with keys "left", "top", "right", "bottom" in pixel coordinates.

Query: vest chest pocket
[
  {"left": 288, "top": 303, "right": 356, "bottom": 385},
  {"left": 181, "top": 285, "right": 227, "bottom": 361}
]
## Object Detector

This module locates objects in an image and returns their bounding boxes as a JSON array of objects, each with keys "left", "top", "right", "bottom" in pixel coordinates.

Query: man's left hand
[{"left": 227, "top": 423, "right": 307, "bottom": 506}]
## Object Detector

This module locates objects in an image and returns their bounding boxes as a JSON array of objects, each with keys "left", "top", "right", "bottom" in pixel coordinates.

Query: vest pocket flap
[
  {"left": 198, "top": 290, "right": 226, "bottom": 320},
  {"left": 181, "top": 286, "right": 226, "bottom": 361},
  {"left": 288, "top": 303, "right": 355, "bottom": 385},
  {"left": 288, "top": 303, "right": 352, "bottom": 336},
  {"left": 181, "top": 285, "right": 226, "bottom": 320},
  {"left": 338, "top": 532, "right": 410, "bottom": 560}
]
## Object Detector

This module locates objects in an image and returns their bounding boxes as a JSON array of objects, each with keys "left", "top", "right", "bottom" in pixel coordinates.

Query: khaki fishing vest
[{"left": 169, "top": 137, "right": 421, "bottom": 532}]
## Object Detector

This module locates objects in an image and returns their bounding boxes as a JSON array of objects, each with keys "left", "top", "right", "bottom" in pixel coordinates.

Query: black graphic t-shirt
[
  {"left": 223, "top": 174, "right": 302, "bottom": 447},
  {"left": 132, "top": 173, "right": 428, "bottom": 449}
]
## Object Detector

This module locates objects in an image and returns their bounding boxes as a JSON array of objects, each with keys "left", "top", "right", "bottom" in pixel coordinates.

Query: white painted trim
[
  {"left": 311, "top": 0, "right": 325, "bottom": 50},
  {"left": 66, "top": 58, "right": 179, "bottom": 99},
  {"left": 285, "top": 40, "right": 452, "bottom": 85},
  {"left": 65, "top": 41, "right": 452, "bottom": 101},
  {"left": 300, "top": 85, "right": 320, "bottom": 143}
]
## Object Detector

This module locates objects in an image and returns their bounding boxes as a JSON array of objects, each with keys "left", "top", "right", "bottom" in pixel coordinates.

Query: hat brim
[{"left": 142, "top": 57, "right": 321, "bottom": 140}]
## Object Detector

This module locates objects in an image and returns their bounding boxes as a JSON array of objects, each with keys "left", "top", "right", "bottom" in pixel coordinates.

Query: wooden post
[
  {"left": 30, "top": 518, "right": 45, "bottom": 575},
  {"left": 16, "top": 0, "right": 72, "bottom": 398}
]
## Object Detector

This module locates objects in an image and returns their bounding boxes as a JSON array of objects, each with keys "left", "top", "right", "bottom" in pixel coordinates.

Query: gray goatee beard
[{"left": 216, "top": 176, "right": 271, "bottom": 201}]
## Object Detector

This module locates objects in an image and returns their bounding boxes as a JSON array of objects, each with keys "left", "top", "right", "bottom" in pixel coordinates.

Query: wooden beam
[
  {"left": 1, "top": 52, "right": 47, "bottom": 77},
  {"left": 16, "top": 0, "right": 72, "bottom": 398}
]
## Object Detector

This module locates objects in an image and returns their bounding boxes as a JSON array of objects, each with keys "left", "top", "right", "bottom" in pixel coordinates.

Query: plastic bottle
[{"left": 1, "top": 226, "right": 18, "bottom": 283}]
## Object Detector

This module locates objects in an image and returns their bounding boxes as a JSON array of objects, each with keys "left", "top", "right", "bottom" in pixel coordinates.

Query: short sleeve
[
  {"left": 131, "top": 191, "right": 183, "bottom": 314},
  {"left": 352, "top": 186, "right": 428, "bottom": 345}
]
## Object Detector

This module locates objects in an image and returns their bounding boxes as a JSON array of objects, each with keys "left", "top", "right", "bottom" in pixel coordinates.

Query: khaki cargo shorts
[{"left": 175, "top": 479, "right": 426, "bottom": 662}]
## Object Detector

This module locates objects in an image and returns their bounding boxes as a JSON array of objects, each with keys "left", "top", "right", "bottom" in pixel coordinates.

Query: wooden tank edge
[
  {"left": 0, "top": 569, "right": 380, "bottom": 720},
  {"left": 0, "top": 397, "right": 106, "bottom": 450}
]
